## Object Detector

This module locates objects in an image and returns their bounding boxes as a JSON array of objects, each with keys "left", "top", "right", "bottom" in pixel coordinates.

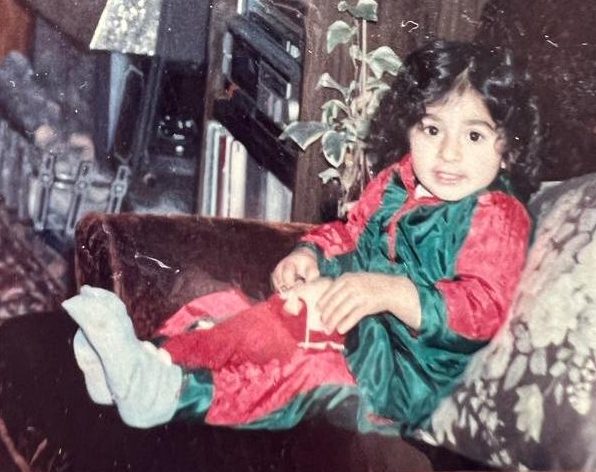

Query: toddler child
[{"left": 63, "top": 39, "right": 541, "bottom": 434}]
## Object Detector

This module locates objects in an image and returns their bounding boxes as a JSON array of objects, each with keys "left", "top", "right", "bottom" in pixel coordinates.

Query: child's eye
[
  {"left": 423, "top": 125, "right": 440, "bottom": 136},
  {"left": 469, "top": 131, "right": 483, "bottom": 142}
]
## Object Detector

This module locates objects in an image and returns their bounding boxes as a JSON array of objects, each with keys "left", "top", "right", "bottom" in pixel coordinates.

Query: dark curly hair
[{"left": 368, "top": 40, "right": 542, "bottom": 200}]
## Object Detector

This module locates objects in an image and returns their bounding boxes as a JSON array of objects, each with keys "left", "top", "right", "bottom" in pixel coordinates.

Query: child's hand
[
  {"left": 280, "top": 277, "right": 333, "bottom": 330},
  {"left": 318, "top": 273, "right": 422, "bottom": 335},
  {"left": 271, "top": 247, "right": 320, "bottom": 292}
]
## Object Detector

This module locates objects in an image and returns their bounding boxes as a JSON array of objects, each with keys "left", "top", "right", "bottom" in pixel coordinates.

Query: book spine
[
  {"left": 200, "top": 120, "right": 220, "bottom": 216},
  {"left": 216, "top": 132, "right": 233, "bottom": 217},
  {"left": 228, "top": 140, "right": 248, "bottom": 218},
  {"left": 264, "top": 171, "right": 292, "bottom": 222}
]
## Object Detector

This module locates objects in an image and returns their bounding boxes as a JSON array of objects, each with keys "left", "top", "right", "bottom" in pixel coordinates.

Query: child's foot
[
  {"left": 72, "top": 329, "right": 113, "bottom": 405},
  {"left": 62, "top": 286, "right": 136, "bottom": 346},
  {"left": 62, "top": 286, "right": 183, "bottom": 428}
]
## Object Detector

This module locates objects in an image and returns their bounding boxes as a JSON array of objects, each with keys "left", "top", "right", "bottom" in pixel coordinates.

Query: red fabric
[
  {"left": 437, "top": 192, "right": 531, "bottom": 340},
  {"left": 157, "top": 288, "right": 253, "bottom": 337},
  {"left": 301, "top": 157, "right": 405, "bottom": 257},
  {"left": 206, "top": 349, "right": 356, "bottom": 426},
  {"left": 161, "top": 293, "right": 345, "bottom": 370},
  {"left": 158, "top": 290, "right": 353, "bottom": 426}
]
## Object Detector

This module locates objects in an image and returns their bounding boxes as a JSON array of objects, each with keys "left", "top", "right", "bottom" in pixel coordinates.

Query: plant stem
[
  {"left": 0, "top": 416, "right": 32, "bottom": 472},
  {"left": 352, "top": 19, "right": 359, "bottom": 84},
  {"left": 360, "top": 19, "right": 368, "bottom": 118},
  {"left": 358, "top": 19, "right": 368, "bottom": 193}
]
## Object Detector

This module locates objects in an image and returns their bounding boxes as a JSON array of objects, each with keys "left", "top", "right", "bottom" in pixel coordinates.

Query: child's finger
[
  {"left": 336, "top": 307, "right": 363, "bottom": 335},
  {"left": 319, "top": 288, "right": 350, "bottom": 328},
  {"left": 317, "top": 280, "right": 345, "bottom": 318},
  {"left": 303, "top": 265, "right": 320, "bottom": 282},
  {"left": 272, "top": 261, "right": 287, "bottom": 288},
  {"left": 322, "top": 296, "right": 358, "bottom": 333},
  {"left": 281, "top": 291, "right": 302, "bottom": 315},
  {"left": 271, "top": 262, "right": 289, "bottom": 291},
  {"left": 280, "top": 262, "right": 299, "bottom": 289}
]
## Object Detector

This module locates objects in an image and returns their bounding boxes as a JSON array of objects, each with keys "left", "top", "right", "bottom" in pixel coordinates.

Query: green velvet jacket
[
  {"left": 167, "top": 154, "right": 531, "bottom": 434},
  {"left": 299, "top": 154, "right": 531, "bottom": 432}
]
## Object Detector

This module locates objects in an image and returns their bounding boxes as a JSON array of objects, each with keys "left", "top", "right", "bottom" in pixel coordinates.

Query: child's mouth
[{"left": 434, "top": 170, "right": 465, "bottom": 185}]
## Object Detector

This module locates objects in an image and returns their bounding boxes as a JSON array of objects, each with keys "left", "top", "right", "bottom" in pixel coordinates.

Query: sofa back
[{"left": 75, "top": 213, "right": 312, "bottom": 338}]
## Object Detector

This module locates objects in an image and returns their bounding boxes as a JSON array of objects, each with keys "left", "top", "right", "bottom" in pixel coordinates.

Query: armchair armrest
[{"left": 74, "top": 213, "right": 313, "bottom": 338}]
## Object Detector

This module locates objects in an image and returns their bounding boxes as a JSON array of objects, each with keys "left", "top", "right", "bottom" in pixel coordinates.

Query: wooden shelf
[{"left": 198, "top": 0, "right": 488, "bottom": 223}]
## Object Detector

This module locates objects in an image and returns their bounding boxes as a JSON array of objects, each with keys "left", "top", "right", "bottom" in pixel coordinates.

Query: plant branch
[
  {"left": 360, "top": 19, "right": 368, "bottom": 120},
  {"left": 0, "top": 415, "right": 33, "bottom": 472},
  {"left": 351, "top": 18, "right": 359, "bottom": 81}
]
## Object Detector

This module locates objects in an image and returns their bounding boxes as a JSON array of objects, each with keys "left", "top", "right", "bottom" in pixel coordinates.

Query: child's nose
[{"left": 438, "top": 136, "right": 463, "bottom": 162}]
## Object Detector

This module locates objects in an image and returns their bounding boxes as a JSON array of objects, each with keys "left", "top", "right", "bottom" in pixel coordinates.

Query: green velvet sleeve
[
  {"left": 345, "top": 297, "right": 486, "bottom": 434},
  {"left": 294, "top": 241, "right": 353, "bottom": 279}
]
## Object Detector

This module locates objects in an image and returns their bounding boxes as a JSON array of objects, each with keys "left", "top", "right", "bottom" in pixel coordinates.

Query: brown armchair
[
  {"left": 74, "top": 214, "right": 313, "bottom": 339},
  {"left": 0, "top": 212, "right": 483, "bottom": 471}
]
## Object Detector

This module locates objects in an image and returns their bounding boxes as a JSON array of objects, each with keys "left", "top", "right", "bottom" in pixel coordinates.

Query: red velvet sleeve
[
  {"left": 300, "top": 163, "right": 399, "bottom": 258},
  {"left": 436, "top": 192, "right": 531, "bottom": 340}
]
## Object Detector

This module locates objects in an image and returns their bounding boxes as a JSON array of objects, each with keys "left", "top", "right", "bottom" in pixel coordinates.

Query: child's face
[{"left": 407, "top": 88, "right": 505, "bottom": 201}]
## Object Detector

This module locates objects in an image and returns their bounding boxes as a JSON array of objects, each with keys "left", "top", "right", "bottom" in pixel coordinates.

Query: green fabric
[
  {"left": 173, "top": 171, "right": 516, "bottom": 433},
  {"left": 317, "top": 174, "right": 489, "bottom": 432},
  {"left": 174, "top": 370, "right": 213, "bottom": 421},
  {"left": 235, "top": 385, "right": 361, "bottom": 431}
]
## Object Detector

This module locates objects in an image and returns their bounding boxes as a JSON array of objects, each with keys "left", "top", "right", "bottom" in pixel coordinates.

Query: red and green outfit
[{"left": 158, "top": 154, "right": 531, "bottom": 435}]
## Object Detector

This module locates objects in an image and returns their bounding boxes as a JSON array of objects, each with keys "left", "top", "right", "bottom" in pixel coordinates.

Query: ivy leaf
[
  {"left": 365, "top": 77, "right": 391, "bottom": 93},
  {"left": 317, "top": 73, "right": 349, "bottom": 100},
  {"left": 366, "top": 46, "right": 402, "bottom": 78},
  {"left": 318, "top": 168, "right": 341, "bottom": 184},
  {"left": 352, "top": 116, "right": 371, "bottom": 139},
  {"left": 353, "top": 0, "right": 378, "bottom": 21},
  {"left": 322, "top": 130, "right": 348, "bottom": 167},
  {"left": 279, "top": 121, "right": 330, "bottom": 150},
  {"left": 341, "top": 120, "right": 358, "bottom": 140},
  {"left": 321, "top": 99, "right": 350, "bottom": 124},
  {"left": 327, "top": 20, "right": 356, "bottom": 53},
  {"left": 347, "top": 79, "right": 359, "bottom": 98},
  {"left": 337, "top": 1, "right": 349, "bottom": 12},
  {"left": 338, "top": 0, "right": 378, "bottom": 21},
  {"left": 365, "top": 86, "right": 388, "bottom": 116}
]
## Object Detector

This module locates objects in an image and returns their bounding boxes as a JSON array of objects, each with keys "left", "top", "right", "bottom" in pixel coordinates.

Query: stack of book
[{"left": 200, "top": 121, "right": 293, "bottom": 222}]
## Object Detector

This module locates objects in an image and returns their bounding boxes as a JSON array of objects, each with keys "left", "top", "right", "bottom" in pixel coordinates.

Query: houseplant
[{"left": 280, "top": 0, "right": 401, "bottom": 216}]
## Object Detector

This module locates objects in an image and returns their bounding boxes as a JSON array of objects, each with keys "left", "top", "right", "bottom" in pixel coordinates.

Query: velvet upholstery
[
  {"left": 0, "top": 212, "right": 487, "bottom": 471},
  {"left": 75, "top": 214, "right": 313, "bottom": 338}
]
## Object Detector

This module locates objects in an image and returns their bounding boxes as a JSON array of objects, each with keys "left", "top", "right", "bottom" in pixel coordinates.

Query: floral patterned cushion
[{"left": 420, "top": 173, "right": 596, "bottom": 470}]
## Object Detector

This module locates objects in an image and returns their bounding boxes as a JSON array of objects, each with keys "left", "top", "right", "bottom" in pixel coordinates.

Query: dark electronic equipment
[{"left": 213, "top": 0, "right": 306, "bottom": 189}]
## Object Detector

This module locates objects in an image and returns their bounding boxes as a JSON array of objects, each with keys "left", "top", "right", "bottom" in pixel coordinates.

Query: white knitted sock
[
  {"left": 72, "top": 329, "right": 113, "bottom": 405},
  {"left": 63, "top": 286, "right": 183, "bottom": 428}
]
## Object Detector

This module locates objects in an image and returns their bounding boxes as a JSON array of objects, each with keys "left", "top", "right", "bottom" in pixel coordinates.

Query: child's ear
[
  {"left": 495, "top": 134, "right": 507, "bottom": 155},
  {"left": 502, "top": 148, "right": 522, "bottom": 171}
]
